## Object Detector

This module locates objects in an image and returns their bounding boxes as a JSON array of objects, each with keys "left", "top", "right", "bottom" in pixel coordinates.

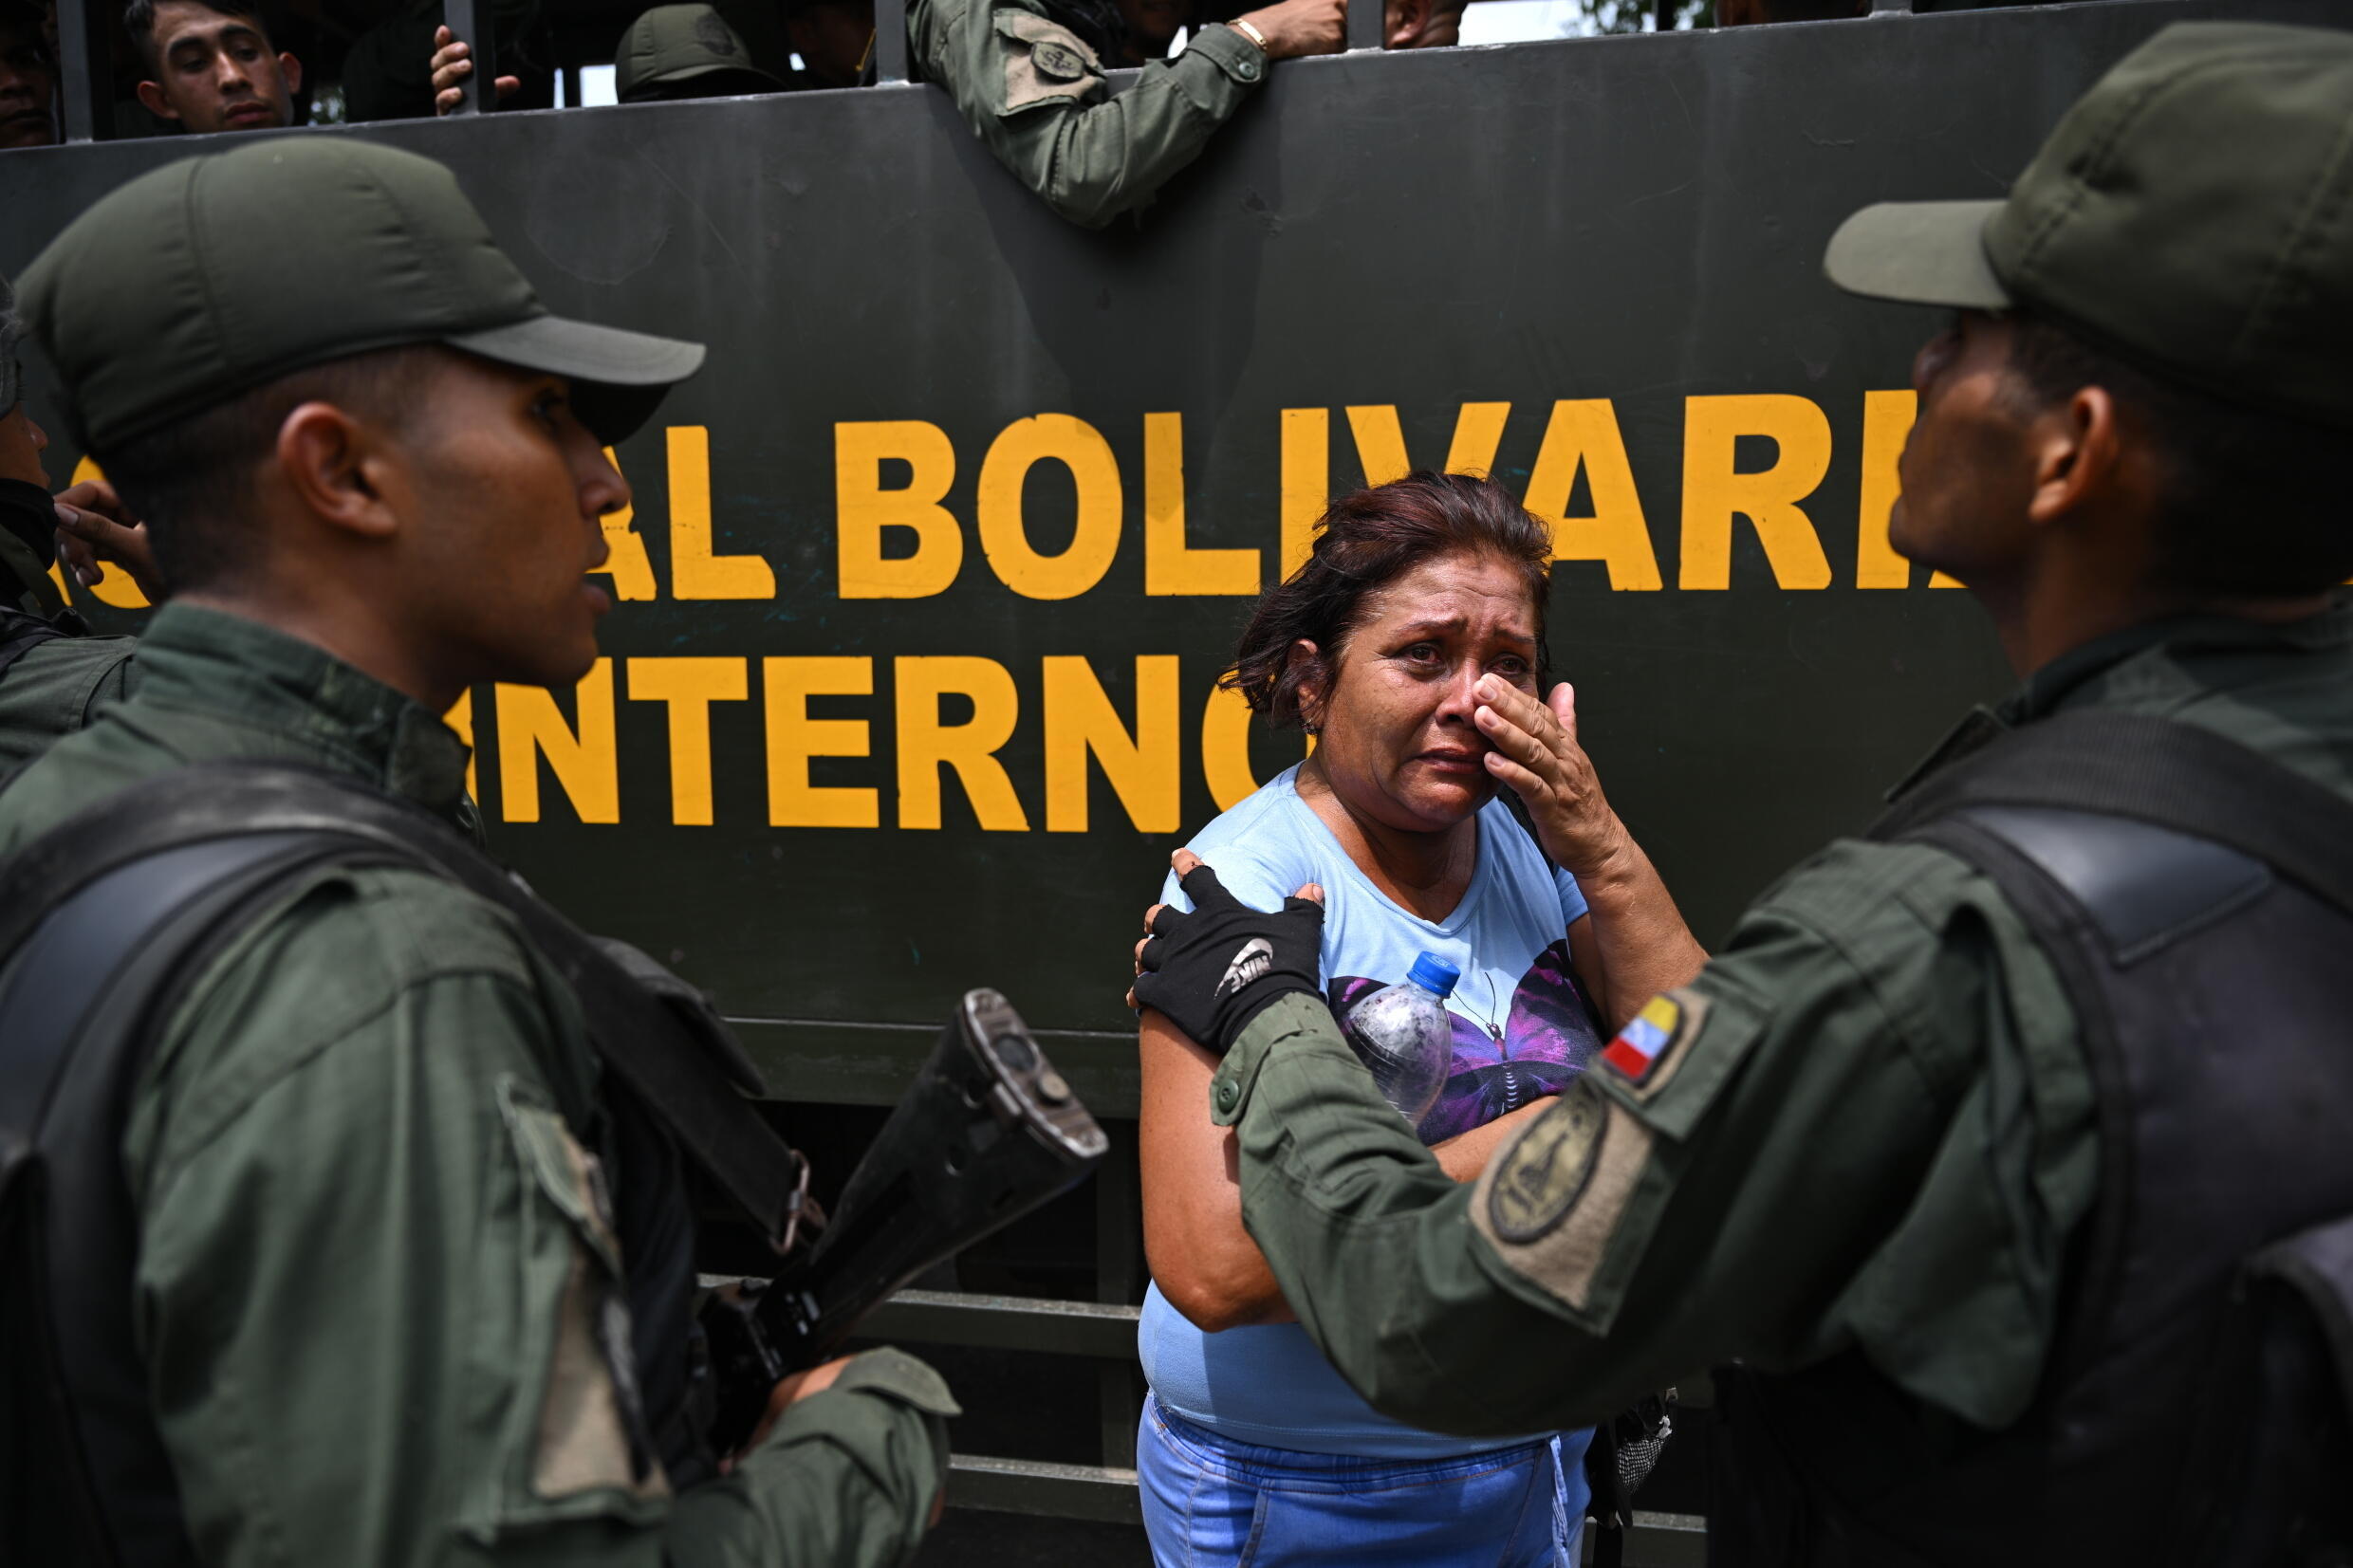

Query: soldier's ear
[
  {"left": 2024, "top": 383, "right": 2122, "bottom": 536},
  {"left": 275, "top": 400, "right": 402, "bottom": 544},
  {"left": 135, "top": 80, "right": 180, "bottom": 122}
]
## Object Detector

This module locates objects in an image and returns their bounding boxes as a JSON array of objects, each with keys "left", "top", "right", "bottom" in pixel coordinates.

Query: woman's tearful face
[{"left": 1303, "top": 549, "right": 1541, "bottom": 835}]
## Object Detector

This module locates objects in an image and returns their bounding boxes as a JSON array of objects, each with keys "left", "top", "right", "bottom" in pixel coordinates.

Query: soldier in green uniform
[
  {"left": 433, "top": 5, "right": 790, "bottom": 112},
  {"left": 3, "top": 138, "right": 952, "bottom": 1565},
  {"left": 910, "top": 0, "right": 1344, "bottom": 228},
  {"left": 0, "top": 270, "right": 146, "bottom": 778},
  {"left": 1132, "top": 22, "right": 2353, "bottom": 1562},
  {"left": 430, "top": 0, "right": 1349, "bottom": 226}
]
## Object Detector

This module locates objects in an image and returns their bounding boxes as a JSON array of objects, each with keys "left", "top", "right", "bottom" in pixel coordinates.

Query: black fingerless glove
[{"left": 1133, "top": 861, "right": 1325, "bottom": 1057}]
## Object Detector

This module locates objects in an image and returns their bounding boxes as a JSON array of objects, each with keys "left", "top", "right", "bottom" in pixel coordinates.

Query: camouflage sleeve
[
  {"left": 668, "top": 1349, "right": 957, "bottom": 1568},
  {"left": 1218, "top": 839, "right": 2098, "bottom": 1435},
  {"left": 123, "top": 872, "right": 950, "bottom": 1568},
  {"left": 909, "top": 0, "right": 1267, "bottom": 227}
]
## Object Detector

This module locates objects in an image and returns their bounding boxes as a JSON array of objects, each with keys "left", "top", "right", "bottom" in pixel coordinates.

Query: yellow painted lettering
[
  {"left": 1043, "top": 655, "right": 1179, "bottom": 833},
  {"left": 626, "top": 656, "right": 748, "bottom": 826},
  {"left": 496, "top": 662, "right": 620, "bottom": 824},
  {"left": 67, "top": 456, "right": 149, "bottom": 609},
  {"left": 1344, "top": 401, "right": 1512, "bottom": 486},
  {"left": 1444, "top": 402, "right": 1511, "bottom": 477},
  {"left": 1200, "top": 683, "right": 1262, "bottom": 812},
  {"left": 444, "top": 688, "right": 480, "bottom": 806},
  {"left": 894, "top": 655, "right": 1028, "bottom": 831},
  {"left": 835, "top": 419, "right": 963, "bottom": 599},
  {"left": 590, "top": 447, "right": 659, "bottom": 600},
  {"left": 1344, "top": 405, "right": 1411, "bottom": 488},
  {"left": 763, "top": 656, "right": 880, "bottom": 829},
  {"left": 976, "top": 415, "right": 1121, "bottom": 600},
  {"left": 1279, "top": 407, "right": 1328, "bottom": 583},
  {"left": 667, "top": 426, "right": 775, "bottom": 600},
  {"left": 1521, "top": 400, "right": 1662, "bottom": 591},
  {"left": 1678, "top": 395, "right": 1835, "bottom": 590},
  {"left": 1143, "top": 413, "right": 1258, "bottom": 596}
]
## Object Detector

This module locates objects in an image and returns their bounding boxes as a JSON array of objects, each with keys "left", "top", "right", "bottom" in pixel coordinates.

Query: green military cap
[
  {"left": 615, "top": 5, "right": 786, "bottom": 103},
  {"left": 1825, "top": 22, "right": 2353, "bottom": 430},
  {"left": 18, "top": 137, "right": 705, "bottom": 452}
]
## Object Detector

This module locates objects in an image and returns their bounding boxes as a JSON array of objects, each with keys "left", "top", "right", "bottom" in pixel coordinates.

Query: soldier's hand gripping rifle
[{"left": 701, "top": 988, "right": 1107, "bottom": 1454}]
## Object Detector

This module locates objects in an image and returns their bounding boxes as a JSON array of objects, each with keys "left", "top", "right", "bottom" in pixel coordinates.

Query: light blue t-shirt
[{"left": 1139, "top": 766, "right": 1606, "bottom": 1459}]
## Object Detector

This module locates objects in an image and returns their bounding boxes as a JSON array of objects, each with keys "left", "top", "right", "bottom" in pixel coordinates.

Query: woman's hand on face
[{"left": 1472, "top": 676, "right": 1629, "bottom": 882}]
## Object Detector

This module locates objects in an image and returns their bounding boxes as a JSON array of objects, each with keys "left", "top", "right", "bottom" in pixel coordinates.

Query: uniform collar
[
  {"left": 135, "top": 603, "right": 472, "bottom": 818},
  {"left": 1999, "top": 596, "right": 2353, "bottom": 727},
  {"left": 1888, "top": 595, "right": 2353, "bottom": 802}
]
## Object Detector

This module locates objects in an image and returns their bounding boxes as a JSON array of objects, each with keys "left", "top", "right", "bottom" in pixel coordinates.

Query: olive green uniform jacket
[
  {"left": 909, "top": 0, "right": 1268, "bottom": 227},
  {"left": 1210, "top": 600, "right": 2353, "bottom": 1437},
  {"left": 0, "top": 605, "right": 954, "bottom": 1568},
  {"left": 0, "top": 499, "right": 138, "bottom": 780}
]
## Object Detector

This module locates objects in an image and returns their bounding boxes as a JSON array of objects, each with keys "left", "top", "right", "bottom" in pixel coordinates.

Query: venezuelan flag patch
[{"left": 1601, "top": 994, "right": 1682, "bottom": 1084}]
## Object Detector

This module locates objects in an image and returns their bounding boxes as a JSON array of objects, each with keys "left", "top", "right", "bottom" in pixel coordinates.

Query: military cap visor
[
  {"left": 1819, "top": 22, "right": 2353, "bottom": 432},
  {"left": 1822, "top": 200, "right": 2010, "bottom": 311},
  {"left": 628, "top": 60, "right": 787, "bottom": 97},
  {"left": 451, "top": 315, "right": 707, "bottom": 445},
  {"left": 20, "top": 138, "right": 707, "bottom": 451}
]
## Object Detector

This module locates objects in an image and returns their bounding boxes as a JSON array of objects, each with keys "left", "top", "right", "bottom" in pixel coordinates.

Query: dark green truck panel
[
  {"left": 11, "top": 4, "right": 2348, "bottom": 1548},
  {"left": 13, "top": 2, "right": 2346, "bottom": 1102}
]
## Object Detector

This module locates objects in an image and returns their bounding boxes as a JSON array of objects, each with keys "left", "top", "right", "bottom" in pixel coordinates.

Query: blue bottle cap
[{"left": 1407, "top": 951, "right": 1460, "bottom": 998}]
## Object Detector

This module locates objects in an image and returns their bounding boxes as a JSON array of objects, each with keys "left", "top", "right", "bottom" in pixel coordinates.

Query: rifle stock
[{"left": 703, "top": 989, "right": 1107, "bottom": 1452}]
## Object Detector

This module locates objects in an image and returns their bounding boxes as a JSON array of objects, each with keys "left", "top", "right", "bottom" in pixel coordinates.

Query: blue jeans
[{"left": 1138, "top": 1393, "right": 1581, "bottom": 1568}]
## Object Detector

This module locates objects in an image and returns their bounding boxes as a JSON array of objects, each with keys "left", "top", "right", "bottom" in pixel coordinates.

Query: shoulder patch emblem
[
  {"left": 1031, "top": 39, "right": 1087, "bottom": 80},
  {"left": 1487, "top": 1077, "right": 1609, "bottom": 1244}
]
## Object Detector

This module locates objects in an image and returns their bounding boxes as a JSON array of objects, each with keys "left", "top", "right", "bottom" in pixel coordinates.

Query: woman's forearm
[
  {"left": 1429, "top": 1098, "right": 1554, "bottom": 1181},
  {"left": 1572, "top": 824, "right": 1708, "bottom": 1031},
  {"left": 1139, "top": 1013, "right": 1295, "bottom": 1330}
]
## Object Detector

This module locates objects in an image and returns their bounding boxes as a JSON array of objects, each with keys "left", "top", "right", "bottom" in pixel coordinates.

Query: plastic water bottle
[{"left": 1340, "top": 952, "right": 1460, "bottom": 1125}]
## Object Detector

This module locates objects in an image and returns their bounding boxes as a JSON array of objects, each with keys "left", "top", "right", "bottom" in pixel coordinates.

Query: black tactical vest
[
  {"left": 0, "top": 764, "right": 802, "bottom": 1562},
  {"left": 1709, "top": 711, "right": 2353, "bottom": 1568}
]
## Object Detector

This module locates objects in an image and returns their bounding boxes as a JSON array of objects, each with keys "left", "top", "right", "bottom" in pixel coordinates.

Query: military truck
[{"left": 11, "top": 0, "right": 2349, "bottom": 1558}]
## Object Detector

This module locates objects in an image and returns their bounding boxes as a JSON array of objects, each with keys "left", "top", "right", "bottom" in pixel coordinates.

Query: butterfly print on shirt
[{"left": 1326, "top": 939, "right": 1604, "bottom": 1145}]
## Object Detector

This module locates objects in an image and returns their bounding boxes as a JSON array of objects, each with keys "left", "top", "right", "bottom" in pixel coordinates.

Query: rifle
[{"left": 701, "top": 987, "right": 1107, "bottom": 1452}]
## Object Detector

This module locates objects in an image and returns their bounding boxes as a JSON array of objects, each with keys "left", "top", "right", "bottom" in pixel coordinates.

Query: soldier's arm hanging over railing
[{"left": 902, "top": 0, "right": 1344, "bottom": 227}]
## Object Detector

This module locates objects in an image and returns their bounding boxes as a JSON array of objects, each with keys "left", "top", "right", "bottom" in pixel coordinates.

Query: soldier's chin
[{"left": 499, "top": 631, "right": 601, "bottom": 692}]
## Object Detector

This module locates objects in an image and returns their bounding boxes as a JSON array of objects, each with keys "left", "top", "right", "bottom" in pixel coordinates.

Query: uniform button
[
  {"left": 1237, "top": 60, "right": 1260, "bottom": 81},
  {"left": 1214, "top": 1080, "right": 1239, "bottom": 1113}
]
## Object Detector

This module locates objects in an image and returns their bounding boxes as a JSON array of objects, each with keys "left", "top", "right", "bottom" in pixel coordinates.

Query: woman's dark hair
[{"left": 1223, "top": 470, "right": 1553, "bottom": 730}]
